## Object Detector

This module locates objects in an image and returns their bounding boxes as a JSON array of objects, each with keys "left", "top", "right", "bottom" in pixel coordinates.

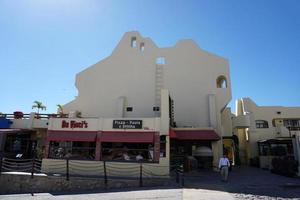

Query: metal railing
[
  {"left": 288, "top": 126, "right": 300, "bottom": 131},
  {"left": 1, "top": 113, "right": 68, "bottom": 120}
]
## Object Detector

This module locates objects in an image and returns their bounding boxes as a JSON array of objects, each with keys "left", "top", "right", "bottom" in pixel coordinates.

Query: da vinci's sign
[{"left": 61, "top": 120, "right": 88, "bottom": 128}]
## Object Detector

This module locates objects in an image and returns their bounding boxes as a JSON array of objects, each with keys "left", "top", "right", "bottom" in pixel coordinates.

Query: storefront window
[
  {"left": 258, "top": 144, "right": 270, "bottom": 156},
  {"left": 258, "top": 140, "right": 294, "bottom": 157},
  {"left": 270, "top": 144, "right": 287, "bottom": 156},
  {"left": 48, "top": 141, "right": 95, "bottom": 160},
  {"left": 101, "top": 142, "right": 153, "bottom": 162},
  {"left": 4, "top": 133, "right": 35, "bottom": 158}
]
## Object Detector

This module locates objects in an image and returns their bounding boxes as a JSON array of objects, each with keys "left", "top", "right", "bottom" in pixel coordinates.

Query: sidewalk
[
  {"left": 183, "top": 188, "right": 235, "bottom": 200},
  {"left": 0, "top": 188, "right": 235, "bottom": 200}
]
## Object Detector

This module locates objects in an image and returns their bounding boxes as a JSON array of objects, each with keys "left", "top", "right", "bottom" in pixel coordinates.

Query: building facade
[
  {"left": 235, "top": 98, "right": 300, "bottom": 173},
  {"left": 1, "top": 31, "right": 299, "bottom": 177},
  {"left": 42, "top": 31, "right": 234, "bottom": 174}
]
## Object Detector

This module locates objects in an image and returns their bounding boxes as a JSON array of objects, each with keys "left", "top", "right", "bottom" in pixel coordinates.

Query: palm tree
[
  {"left": 32, "top": 101, "right": 46, "bottom": 115},
  {"left": 56, "top": 104, "right": 64, "bottom": 115}
]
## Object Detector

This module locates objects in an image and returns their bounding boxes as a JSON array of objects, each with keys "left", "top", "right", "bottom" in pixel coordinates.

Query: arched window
[
  {"left": 140, "top": 42, "right": 145, "bottom": 52},
  {"left": 216, "top": 76, "right": 227, "bottom": 88},
  {"left": 255, "top": 120, "right": 269, "bottom": 128}
]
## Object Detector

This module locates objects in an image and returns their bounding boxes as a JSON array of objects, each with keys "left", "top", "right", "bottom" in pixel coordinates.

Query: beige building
[
  {"left": 1, "top": 31, "right": 299, "bottom": 177},
  {"left": 235, "top": 98, "right": 300, "bottom": 173},
  {"left": 40, "top": 31, "right": 235, "bottom": 175}
]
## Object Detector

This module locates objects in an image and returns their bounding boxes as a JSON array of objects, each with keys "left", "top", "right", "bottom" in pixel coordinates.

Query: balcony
[
  {"left": 275, "top": 126, "right": 300, "bottom": 137},
  {"left": 0, "top": 112, "right": 66, "bottom": 129},
  {"left": 232, "top": 115, "right": 250, "bottom": 128}
]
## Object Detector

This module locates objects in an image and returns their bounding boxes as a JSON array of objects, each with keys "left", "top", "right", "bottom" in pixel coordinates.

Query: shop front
[
  {"left": 169, "top": 128, "right": 220, "bottom": 171},
  {"left": 42, "top": 117, "right": 169, "bottom": 177},
  {"left": 0, "top": 129, "right": 37, "bottom": 159}
]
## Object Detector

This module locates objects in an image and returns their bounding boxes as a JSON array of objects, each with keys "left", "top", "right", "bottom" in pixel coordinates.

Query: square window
[
  {"left": 126, "top": 107, "right": 133, "bottom": 112},
  {"left": 153, "top": 106, "right": 160, "bottom": 111},
  {"left": 131, "top": 37, "right": 137, "bottom": 48}
]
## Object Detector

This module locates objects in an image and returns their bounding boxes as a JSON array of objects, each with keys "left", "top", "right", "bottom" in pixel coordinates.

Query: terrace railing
[{"left": 2, "top": 113, "right": 68, "bottom": 120}]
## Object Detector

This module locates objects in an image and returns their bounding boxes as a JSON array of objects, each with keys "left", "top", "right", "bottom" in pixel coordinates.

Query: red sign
[{"left": 61, "top": 120, "right": 88, "bottom": 128}]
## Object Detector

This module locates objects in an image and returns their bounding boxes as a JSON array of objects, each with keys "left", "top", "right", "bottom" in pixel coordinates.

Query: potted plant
[
  {"left": 13, "top": 111, "right": 23, "bottom": 119},
  {"left": 56, "top": 104, "right": 64, "bottom": 118},
  {"left": 0, "top": 112, "right": 6, "bottom": 119},
  {"left": 32, "top": 101, "right": 46, "bottom": 118},
  {"left": 76, "top": 111, "right": 82, "bottom": 118}
]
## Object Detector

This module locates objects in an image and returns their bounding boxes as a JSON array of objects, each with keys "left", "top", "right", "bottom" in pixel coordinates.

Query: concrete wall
[
  {"left": 10, "top": 113, "right": 49, "bottom": 130},
  {"left": 63, "top": 31, "right": 231, "bottom": 128},
  {"left": 48, "top": 117, "right": 160, "bottom": 133},
  {"left": 221, "top": 107, "right": 233, "bottom": 137},
  {"left": 0, "top": 173, "right": 172, "bottom": 194},
  {"left": 236, "top": 98, "right": 300, "bottom": 162}
]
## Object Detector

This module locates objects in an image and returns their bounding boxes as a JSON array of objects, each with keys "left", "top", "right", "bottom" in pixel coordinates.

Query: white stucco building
[
  {"left": 40, "top": 31, "right": 234, "bottom": 175},
  {"left": 1, "top": 31, "right": 299, "bottom": 177},
  {"left": 235, "top": 98, "right": 300, "bottom": 173}
]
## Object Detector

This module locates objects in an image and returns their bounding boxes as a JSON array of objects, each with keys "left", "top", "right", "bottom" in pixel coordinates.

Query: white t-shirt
[
  {"left": 136, "top": 154, "right": 143, "bottom": 161},
  {"left": 123, "top": 153, "right": 130, "bottom": 161},
  {"left": 219, "top": 157, "right": 230, "bottom": 168}
]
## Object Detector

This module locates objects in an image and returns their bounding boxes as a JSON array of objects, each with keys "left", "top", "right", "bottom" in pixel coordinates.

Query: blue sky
[{"left": 0, "top": 0, "right": 299, "bottom": 114}]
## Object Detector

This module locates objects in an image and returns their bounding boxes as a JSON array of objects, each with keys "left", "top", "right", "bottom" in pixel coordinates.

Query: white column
[{"left": 208, "top": 94, "right": 223, "bottom": 170}]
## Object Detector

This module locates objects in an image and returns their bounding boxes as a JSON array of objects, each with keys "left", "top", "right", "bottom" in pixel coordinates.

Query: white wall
[
  {"left": 63, "top": 31, "right": 231, "bottom": 128},
  {"left": 48, "top": 117, "right": 160, "bottom": 132},
  {"left": 236, "top": 98, "right": 300, "bottom": 159}
]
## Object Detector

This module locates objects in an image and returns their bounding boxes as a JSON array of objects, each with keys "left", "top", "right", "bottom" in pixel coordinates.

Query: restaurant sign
[
  {"left": 113, "top": 120, "right": 143, "bottom": 129},
  {"left": 61, "top": 120, "right": 88, "bottom": 128}
]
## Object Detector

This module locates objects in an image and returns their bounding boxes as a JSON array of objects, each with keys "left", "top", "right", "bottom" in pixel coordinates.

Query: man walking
[{"left": 219, "top": 153, "right": 230, "bottom": 182}]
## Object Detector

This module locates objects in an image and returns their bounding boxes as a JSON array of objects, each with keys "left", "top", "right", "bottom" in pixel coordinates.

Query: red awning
[
  {"left": 47, "top": 130, "right": 97, "bottom": 142},
  {"left": 169, "top": 129, "right": 220, "bottom": 141},
  {"left": 99, "top": 131, "right": 155, "bottom": 143}
]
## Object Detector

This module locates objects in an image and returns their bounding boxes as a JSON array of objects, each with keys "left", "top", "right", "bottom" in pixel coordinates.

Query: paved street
[
  {"left": 0, "top": 188, "right": 234, "bottom": 200},
  {"left": 184, "top": 166, "right": 300, "bottom": 199},
  {"left": 0, "top": 167, "right": 300, "bottom": 200}
]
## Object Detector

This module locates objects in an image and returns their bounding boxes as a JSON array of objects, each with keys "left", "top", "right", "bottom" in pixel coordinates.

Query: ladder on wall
[{"left": 155, "top": 64, "right": 163, "bottom": 116}]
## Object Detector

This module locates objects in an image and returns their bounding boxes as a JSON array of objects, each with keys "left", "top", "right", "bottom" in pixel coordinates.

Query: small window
[
  {"left": 156, "top": 57, "right": 165, "bottom": 65},
  {"left": 153, "top": 106, "right": 160, "bottom": 111},
  {"left": 255, "top": 120, "right": 269, "bottom": 128},
  {"left": 216, "top": 76, "right": 227, "bottom": 88},
  {"left": 131, "top": 37, "right": 137, "bottom": 48},
  {"left": 140, "top": 42, "right": 145, "bottom": 52},
  {"left": 276, "top": 111, "right": 281, "bottom": 115},
  {"left": 126, "top": 107, "right": 133, "bottom": 112}
]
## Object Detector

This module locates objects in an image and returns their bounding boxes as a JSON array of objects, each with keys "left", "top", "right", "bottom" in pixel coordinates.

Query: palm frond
[
  {"left": 56, "top": 104, "right": 64, "bottom": 113},
  {"left": 32, "top": 105, "right": 38, "bottom": 109},
  {"left": 32, "top": 101, "right": 46, "bottom": 110}
]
